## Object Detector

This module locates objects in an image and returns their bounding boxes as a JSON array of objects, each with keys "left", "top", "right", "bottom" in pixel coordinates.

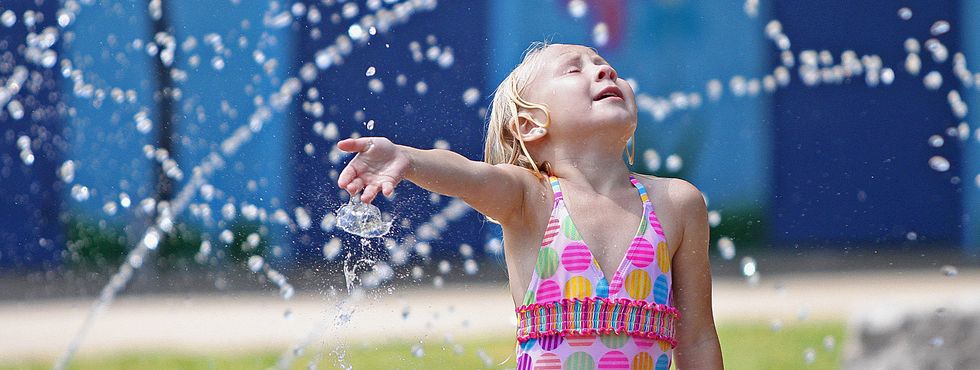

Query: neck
[{"left": 545, "top": 146, "right": 632, "bottom": 194}]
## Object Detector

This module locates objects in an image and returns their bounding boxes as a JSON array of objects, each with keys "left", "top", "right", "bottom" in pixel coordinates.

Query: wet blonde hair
[{"left": 484, "top": 41, "right": 556, "bottom": 178}]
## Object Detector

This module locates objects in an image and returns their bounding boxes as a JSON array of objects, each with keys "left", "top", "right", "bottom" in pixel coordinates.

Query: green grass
[{"left": 2, "top": 321, "right": 844, "bottom": 369}]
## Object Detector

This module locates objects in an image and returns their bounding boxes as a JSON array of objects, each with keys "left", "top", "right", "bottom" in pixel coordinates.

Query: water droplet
[
  {"left": 770, "top": 319, "right": 783, "bottom": 332},
  {"left": 365, "top": 66, "right": 376, "bottom": 77},
  {"left": 706, "top": 79, "right": 723, "bottom": 101},
  {"left": 348, "top": 24, "right": 365, "bottom": 41},
  {"left": 70, "top": 184, "right": 90, "bottom": 202},
  {"left": 280, "top": 284, "right": 294, "bottom": 300},
  {"left": 923, "top": 71, "right": 942, "bottom": 90},
  {"left": 368, "top": 78, "right": 384, "bottom": 93},
  {"left": 458, "top": 244, "right": 473, "bottom": 258},
  {"left": 880, "top": 68, "right": 895, "bottom": 85},
  {"left": 128, "top": 254, "right": 143, "bottom": 268},
  {"left": 322, "top": 238, "right": 342, "bottom": 261},
  {"left": 292, "top": 207, "right": 310, "bottom": 230},
  {"left": 665, "top": 154, "right": 683, "bottom": 172},
  {"left": 640, "top": 150, "right": 661, "bottom": 172},
  {"left": 320, "top": 213, "right": 337, "bottom": 232},
  {"left": 438, "top": 260, "right": 450, "bottom": 274},
  {"left": 940, "top": 265, "right": 957, "bottom": 277},
  {"left": 929, "top": 135, "right": 945, "bottom": 147},
  {"left": 803, "top": 348, "right": 816, "bottom": 364},
  {"left": 898, "top": 7, "right": 912, "bottom": 20},
  {"left": 365, "top": 119, "right": 375, "bottom": 130},
  {"left": 211, "top": 56, "right": 225, "bottom": 70},
  {"left": 220, "top": 229, "right": 234, "bottom": 244},
  {"left": 708, "top": 210, "right": 722, "bottom": 227},
  {"left": 823, "top": 335, "right": 836, "bottom": 351},
  {"left": 411, "top": 266, "right": 424, "bottom": 280},
  {"left": 59, "top": 160, "right": 76, "bottom": 183},
  {"left": 928, "top": 156, "right": 950, "bottom": 172},
  {"left": 905, "top": 53, "right": 921, "bottom": 75},
  {"left": 740, "top": 256, "right": 757, "bottom": 277},
  {"left": 765, "top": 20, "right": 782, "bottom": 39},
  {"left": 744, "top": 0, "right": 759, "bottom": 18},
  {"left": 342, "top": 2, "right": 359, "bottom": 18},
  {"left": 568, "top": 0, "right": 587, "bottom": 18},
  {"left": 103, "top": 201, "right": 118, "bottom": 216},
  {"left": 463, "top": 259, "right": 478, "bottom": 275},
  {"left": 906, "top": 231, "right": 918, "bottom": 241},
  {"left": 462, "top": 87, "right": 480, "bottom": 107},
  {"left": 717, "top": 237, "right": 736, "bottom": 260},
  {"left": 437, "top": 47, "right": 454, "bottom": 68},
  {"left": 433, "top": 276, "right": 444, "bottom": 288},
  {"left": 7, "top": 100, "right": 24, "bottom": 120},
  {"left": 592, "top": 22, "right": 609, "bottom": 47},
  {"left": 248, "top": 255, "right": 264, "bottom": 272},
  {"left": 415, "top": 81, "right": 428, "bottom": 95},
  {"left": 1, "top": 10, "right": 15, "bottom": 27},
  {"left": 929, "top": 336, "right": 944, "bottom": 347},
  {"left": 411, "top": 343, "right": 424, "bottom": 357},
  {"left": 930, "top": 20, "right": 950, "bottom": 36},
  {"left": 143, "top": 229, "right": 161, "bottom": 250},
  {"left": 246, "top": 233, "right": 260, "bottom": 250}
]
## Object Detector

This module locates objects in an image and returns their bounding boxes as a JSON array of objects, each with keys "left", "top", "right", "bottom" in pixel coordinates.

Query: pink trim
[{"left": 514, "top": 297, "right": 680, "bottom": 348}]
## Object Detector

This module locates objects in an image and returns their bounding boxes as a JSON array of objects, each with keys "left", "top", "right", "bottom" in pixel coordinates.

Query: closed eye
[{"left": 565, "top": 68, "right": 580, "bottom": 74}]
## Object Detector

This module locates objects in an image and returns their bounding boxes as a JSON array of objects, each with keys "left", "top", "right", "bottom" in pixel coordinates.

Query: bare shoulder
[
  {"left": 492, "top": 163, "right": 551, "bottom": 227},
  {"left": 632, "top": 173, "right": 707, "bottom": 245},
  {"left": 632, "top": 173, "right": 705, "bottom": 208}
]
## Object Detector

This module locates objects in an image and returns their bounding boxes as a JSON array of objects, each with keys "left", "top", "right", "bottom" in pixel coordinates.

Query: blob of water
[{"left": 335, "top": 196, "right": 392, "bottom": 238}]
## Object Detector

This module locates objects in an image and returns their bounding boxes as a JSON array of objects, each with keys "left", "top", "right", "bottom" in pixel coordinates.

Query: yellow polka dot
[
  {"left": 656, "top": 241, "right": 670, "bottom": 273},
  {"left": 631, "top": 352, "right": 653, "bottom": 370},
  {"left": 658, "top": 340, "right": 671, "bottom": 352},
  {"left": 624, "top": 269, "right": 652, "bottom": 300},
  {"left": 564, "top": 276, "right": 593, "bottom": 299}
]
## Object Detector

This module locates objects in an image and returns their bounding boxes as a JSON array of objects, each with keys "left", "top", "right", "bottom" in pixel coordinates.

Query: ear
[{"left": 511, "top": 112, "right": 548, "bottom": 142}]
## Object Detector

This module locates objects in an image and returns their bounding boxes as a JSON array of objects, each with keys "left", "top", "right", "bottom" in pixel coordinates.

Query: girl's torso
[
  {"left": 502, "top": 174, "right": 682, "bottom": 307},
  {"left": 506, "top": 174, "right": 680, "bottom": 369}
]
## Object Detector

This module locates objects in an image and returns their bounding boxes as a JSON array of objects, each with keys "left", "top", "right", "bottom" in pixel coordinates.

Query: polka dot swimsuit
[{"left": 514, "top": 175, "right": 678, "bottom": 370}]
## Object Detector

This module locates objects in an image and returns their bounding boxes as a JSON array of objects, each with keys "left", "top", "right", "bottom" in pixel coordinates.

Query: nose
[{"left": 595, "top": 64, "right": 617, "bottom": 81}]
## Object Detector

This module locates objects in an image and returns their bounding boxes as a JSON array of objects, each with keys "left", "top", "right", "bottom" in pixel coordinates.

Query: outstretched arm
[
  {"left": 336, "top": 137, "right": 534, "bottom": 225},
  {"left": 671, "top": 179, "right": 724, "bottom": 368}
]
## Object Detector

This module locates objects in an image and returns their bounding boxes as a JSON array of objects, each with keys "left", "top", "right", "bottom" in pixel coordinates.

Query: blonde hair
[{"left": 484, "top": 41, "right": 555, "bottom": 178}]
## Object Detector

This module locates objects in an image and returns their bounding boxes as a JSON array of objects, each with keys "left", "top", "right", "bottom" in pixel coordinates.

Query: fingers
[
  {"left": 337, "top": 137, "right": 373, "bottom": 153},
  {"left": 361, "top": 184, "right": 380, "bottom": 203},
  {"left": 345, "top": 178, "right": 365, "bottom": 196},
  {"left": 381, "top": 181, "right": 395, "bottom": 197},
  {"left": 337, "top": 165, "right": 356, "bottom": 189}
]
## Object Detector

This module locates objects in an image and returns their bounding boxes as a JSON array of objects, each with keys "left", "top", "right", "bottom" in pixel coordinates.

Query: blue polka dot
[
  {"left": 520, "top": 338, "right": 537, "bottom": 351},
  {"left": 653, "top": 275, "right": 669, "bottom": 304},
  {"left": 596, "top": 278, "right": 609, "bottom": 298},
  {"left": 655, "top": 353, "right": 670, "bottom": 370}
]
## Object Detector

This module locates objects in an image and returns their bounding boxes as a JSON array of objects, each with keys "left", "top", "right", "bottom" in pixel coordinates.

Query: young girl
[{"left": 337, "top": 42, "right": 723, "bottom": 369}]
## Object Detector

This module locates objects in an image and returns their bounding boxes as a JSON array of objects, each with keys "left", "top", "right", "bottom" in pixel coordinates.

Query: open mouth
[{"left": 593, "top": 86, "right": 624, "bottom": 101}]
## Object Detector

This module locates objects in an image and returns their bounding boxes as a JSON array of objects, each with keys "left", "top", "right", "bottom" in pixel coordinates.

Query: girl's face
[{"left": 524, "top": 44, "right": 637, "bottom": 143}]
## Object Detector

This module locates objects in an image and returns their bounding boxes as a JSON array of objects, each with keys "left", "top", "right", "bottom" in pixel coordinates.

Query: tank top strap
[
  {"left": 629, "top": 174, "right": 651, "bottom": 205},
  {"left": 548, "top": 175, "right": 563, "bottom": 202}
]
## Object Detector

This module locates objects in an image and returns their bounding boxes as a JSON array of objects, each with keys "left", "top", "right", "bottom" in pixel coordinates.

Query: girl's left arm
[{"left": 670, "top": 180, "right": 724, "bottom": 369}]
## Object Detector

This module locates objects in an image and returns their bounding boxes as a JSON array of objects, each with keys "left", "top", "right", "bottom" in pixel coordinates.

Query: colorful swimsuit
[{"left": 514, "top": 175, "right": 679, "bottom": 370}]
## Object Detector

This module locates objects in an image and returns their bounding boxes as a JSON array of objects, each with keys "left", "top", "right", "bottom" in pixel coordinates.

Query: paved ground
[{"left": 1, "top": 268, "right": 978, "bottom": 361}]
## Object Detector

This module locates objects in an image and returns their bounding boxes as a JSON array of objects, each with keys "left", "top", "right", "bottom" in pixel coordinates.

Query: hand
[{"left": 336, "top": 137, "right": 410, "bottom": 203}]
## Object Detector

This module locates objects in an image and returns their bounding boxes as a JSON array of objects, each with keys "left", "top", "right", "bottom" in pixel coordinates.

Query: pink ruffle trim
[{"left": 514, "top": 297, "right": 680, "bottom": 348}]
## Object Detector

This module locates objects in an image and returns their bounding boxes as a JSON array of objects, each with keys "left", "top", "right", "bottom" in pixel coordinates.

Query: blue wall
[
  {"left": 770, "top": 1, "right": 964, "bottom": 247},
  {"left": 0, "top": 1, "right": 64, "bottom": 269}
]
